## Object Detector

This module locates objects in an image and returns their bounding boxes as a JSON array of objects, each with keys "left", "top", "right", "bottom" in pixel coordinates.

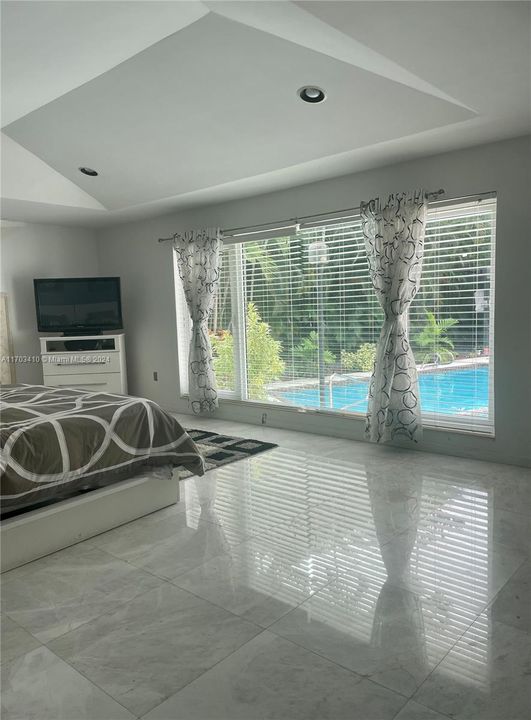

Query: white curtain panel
[
  {"left": 360, "top": 190, "right": 428, "bottom": 443},
  {"left": 173, "top": 228, "right": 222, "bottom": 414}
]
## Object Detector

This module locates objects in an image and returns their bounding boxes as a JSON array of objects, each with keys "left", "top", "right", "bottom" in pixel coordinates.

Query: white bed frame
[{"left": 1, "top": 467, "right": 180, "bottom": 572}]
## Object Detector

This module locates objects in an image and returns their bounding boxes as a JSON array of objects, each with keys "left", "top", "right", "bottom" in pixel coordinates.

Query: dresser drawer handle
[{"left": 55, "top": 361, "right": 107, "bottom": 366}]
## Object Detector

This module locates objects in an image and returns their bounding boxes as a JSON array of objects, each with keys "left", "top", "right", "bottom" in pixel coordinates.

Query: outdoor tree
[
  {"left": 413, "top": 311, "right": 458, "bottom": 363},
  {"left": 210, "top": 213, "right": 488, "bottom": 387},
  {"left": 293, "top": 332, "right": 336, "bottom": 376},
  {"left": 210, "top": 302, "right": 285, "bottom": 399}
]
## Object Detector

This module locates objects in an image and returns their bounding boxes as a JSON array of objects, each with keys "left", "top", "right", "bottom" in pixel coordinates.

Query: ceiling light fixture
[
  {"left": 79, "top": 167, "right": 98, "bottom": 176},
  {"left": 298, "top": 86, "right": 326, "bottom": 104}
]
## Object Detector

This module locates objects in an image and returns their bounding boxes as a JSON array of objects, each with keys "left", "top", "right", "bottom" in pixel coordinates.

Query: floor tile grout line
[
  {"left": 3, "top": 570, "right": 169, "bottom": 648},
  {"left": 87, "top": 518, "right": 254, "bottom": 582},
  {"left": 170, "top": 567, "right": 340, "bottom": 633},
  {"left": 26, "top": 568, "right": 302, "bottom": 717},
  {"left": 403, "top": 560, "right": 530, "bottom": 715},
  {"left": 1, "top": 610, "right": 42, "bottom": 644},
  {"left": 259, "top": 555, "right": 521, "bottom": 710},
  {"left": 262, "top": 617, "right": 419, "bottom": 703},
  {"left": 34, "top": 578, "right": 170, "bottom": 645},
  {"left": 263, "top": 591, "right": 509, "bottom": 719},
  {"left": 4, "top": 642, "right": 140, "bottom": 719},
  {"left": 389, "top": 698, "right": 454, "bottom": 720},
  {"left": 388, "top": 696, "right": 412, "bottom": 720},
  {"left": 477, "top": 556, "right": 530, "bottom": 626},
  {"left": 3, "top": 546, "right": 180, "bottom": 647},
  {"left": 136, "top": 631, "right": 275, "bottom": 719},
  {"left": 408, "top": 604, "right": 488, "bottom": 710},
  {"left": 0, "top": 611, "right": 45, "bottom": 666},
  {"left": 39, "top": 585, "right": 263, "bottom": 719},
  {"left": 138, "top": 628, "right": 410, "bottom": 720}
]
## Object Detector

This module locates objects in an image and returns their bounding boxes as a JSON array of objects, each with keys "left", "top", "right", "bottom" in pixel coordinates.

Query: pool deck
[{"left": 266, "top": 356, "right": 489, "bottom": 395}]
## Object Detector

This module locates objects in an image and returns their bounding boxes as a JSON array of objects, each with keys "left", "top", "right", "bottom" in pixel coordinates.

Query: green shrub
[
  {"left": 293, "top": 332, "right": 336, "bottom": 377},
  {"left": 413, "top": 311, "right": 458, "bottom": 363},
  {"left": 341, "top": 343, "right": 377, "bottom": 372},
  {"left": 210, "top": 330, "right": 235, "bottom": 390},
  {"left": 210, "top": 302, "right": 285, "bottom": 400}
]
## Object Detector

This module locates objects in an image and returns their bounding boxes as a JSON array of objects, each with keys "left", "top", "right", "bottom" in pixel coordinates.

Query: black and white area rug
[{"left": 181, "top": 429, "right": 278, "bottom": 479}]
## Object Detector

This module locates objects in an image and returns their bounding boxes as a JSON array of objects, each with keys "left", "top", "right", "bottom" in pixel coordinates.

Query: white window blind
[{"left": 175, "top": 196, "right": 496, "bottom": 434}]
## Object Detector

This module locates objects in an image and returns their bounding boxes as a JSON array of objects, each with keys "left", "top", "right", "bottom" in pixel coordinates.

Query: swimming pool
[{"left": 278, "top": 366, "right": 489, "bottom": 416}]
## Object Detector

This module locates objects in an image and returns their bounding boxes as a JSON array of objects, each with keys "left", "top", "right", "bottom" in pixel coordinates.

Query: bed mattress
[{"left": 0, "top": 384, "right": 204, "bottom": 515}]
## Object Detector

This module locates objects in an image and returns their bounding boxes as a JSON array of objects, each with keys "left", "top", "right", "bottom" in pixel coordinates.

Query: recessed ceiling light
[
  {"left": 79, "top": 167, "right": 98, "bottom": 176},
  {"left": 298, "top": 86, "right": 326, "bottom": 104}
]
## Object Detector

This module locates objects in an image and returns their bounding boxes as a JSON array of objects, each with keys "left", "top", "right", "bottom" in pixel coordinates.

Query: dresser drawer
[
  {"left": 42, "top": 372, "right": 125, "bottom": 394},
  {"left": 42, "top": 352, "right": 121, "bottom": 376}
]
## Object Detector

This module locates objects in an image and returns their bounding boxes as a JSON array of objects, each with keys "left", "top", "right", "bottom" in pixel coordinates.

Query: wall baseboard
[{"left": 174, "top": 398, "right": 530, "bottom": 469}]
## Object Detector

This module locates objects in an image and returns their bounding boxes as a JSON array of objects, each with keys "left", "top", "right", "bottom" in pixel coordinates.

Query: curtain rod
[
  {"left": 223, "top": 189, "right": 445, "bottom": 237},
  {"left": 158, "top": 188, "right": 492, "bottom": 243}
]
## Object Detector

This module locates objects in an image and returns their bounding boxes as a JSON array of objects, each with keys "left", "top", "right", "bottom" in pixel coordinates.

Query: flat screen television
[{"left": 34, "top": 277, "right": 123, "bottom": 334}]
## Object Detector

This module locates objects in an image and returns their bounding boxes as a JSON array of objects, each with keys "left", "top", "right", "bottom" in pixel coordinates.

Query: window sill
[{"left": 179, "top": 393, "right": 495, "bottom": 439}]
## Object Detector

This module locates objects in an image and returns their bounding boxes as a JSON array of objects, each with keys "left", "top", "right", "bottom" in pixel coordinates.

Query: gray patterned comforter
[{"left": 0, "top": 384, "right": 204, "bottom": 514}]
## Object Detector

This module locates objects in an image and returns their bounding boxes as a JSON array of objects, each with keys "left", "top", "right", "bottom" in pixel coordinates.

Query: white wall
[
  {"left": 100, "top": 136, "right": 530, "bottom": 466},
  {"left": 0, "top": 222, "right": 99, "bottom": 383}
]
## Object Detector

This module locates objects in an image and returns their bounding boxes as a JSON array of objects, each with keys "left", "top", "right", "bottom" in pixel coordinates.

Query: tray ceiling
[{"left": 1, "top": 1, "right": 529, "bottom": 226}]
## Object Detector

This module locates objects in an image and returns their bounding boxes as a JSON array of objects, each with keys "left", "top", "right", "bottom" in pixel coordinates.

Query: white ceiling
[{"left": 1, "top": 1, "right": 529, "bottom": 227}]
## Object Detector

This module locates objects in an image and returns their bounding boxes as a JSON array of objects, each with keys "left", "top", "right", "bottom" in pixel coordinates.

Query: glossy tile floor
[{"left": 2, "top": 416, "right": 530, "bottom": 720}]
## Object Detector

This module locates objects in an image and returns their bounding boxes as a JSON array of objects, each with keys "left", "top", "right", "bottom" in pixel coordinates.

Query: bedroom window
[{"left": 175, "top": 196, "right": 496, "bottom": 434}]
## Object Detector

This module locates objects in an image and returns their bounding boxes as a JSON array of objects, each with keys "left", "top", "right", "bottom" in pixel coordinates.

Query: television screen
[{"left": 34, "top": 277, "right": 123, "bottom": 333}]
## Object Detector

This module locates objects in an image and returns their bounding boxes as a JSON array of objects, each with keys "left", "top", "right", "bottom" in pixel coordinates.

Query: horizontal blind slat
[{"left": 192, "top": 201, "right": 496, "bottom": 431}]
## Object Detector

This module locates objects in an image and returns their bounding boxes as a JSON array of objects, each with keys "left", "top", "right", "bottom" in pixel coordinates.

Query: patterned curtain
[
  {"left": 360, "top": 190, "right": 428, "bottom": 442},
  {"left": 173, "top": 228, "right": 222, "bottom": 414}
]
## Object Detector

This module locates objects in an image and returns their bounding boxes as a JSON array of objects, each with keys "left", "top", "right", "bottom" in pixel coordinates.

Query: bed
[{"left": 1, "top": 384, "right": 204, "bottom": 570}]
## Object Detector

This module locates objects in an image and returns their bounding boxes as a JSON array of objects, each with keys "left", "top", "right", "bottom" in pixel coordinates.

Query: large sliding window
[{"left": 175, "top": 197, "right": 496, "bottom": 434}]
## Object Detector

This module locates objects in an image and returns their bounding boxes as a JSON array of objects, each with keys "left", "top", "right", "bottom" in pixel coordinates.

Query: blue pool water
[{"left": 279, "top": 366, "right": 489, "bottom": 416}]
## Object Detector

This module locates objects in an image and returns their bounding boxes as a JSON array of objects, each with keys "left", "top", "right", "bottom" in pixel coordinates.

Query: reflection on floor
[{"left": 2, "top": 416, "right": 530, "bottom": 720}]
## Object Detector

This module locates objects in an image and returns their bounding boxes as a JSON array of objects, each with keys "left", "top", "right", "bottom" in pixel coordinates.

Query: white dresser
[{"left": 40, "top": 334, "right": 127, "bottom": 394}]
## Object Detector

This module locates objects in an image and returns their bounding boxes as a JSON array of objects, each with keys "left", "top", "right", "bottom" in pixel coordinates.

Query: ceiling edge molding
[
  {"left": 1, "top": 134, "right": 106, "bottom": 210},
  {"left": 207, "top": 0, "right": 475, "bottom": 112}
]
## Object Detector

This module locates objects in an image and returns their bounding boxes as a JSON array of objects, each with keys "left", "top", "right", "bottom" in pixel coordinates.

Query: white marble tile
[
  {"left": 489, "top": 561, "right": 531, "bottom": 632},
  {"left": 173, "top": 518, "right": 338, "bottom": 627},
  {"left": 1, "top": 646, "right": 134, "bottom": 720},
  {"left": 269, "top": 574, "right": 482, "bottom": 698},
  {"left": 413, "top": 614, "right": 531, "bottom": 720},
  {"left": 48, "top": 583, "right": 260, "bottom": 717},
  {"left": 3, "top": 414, "right": 530, "bottom": 720},
  {"left": 400, "top": 491, "right": 528, "bottom": 610},
  {"left": 163, "top": 449, "right": 368, "bottom": 547},
  {"left": 0, "top": 616, "right": 40, "bottom": 665},
  {"left": 179, "top": 451, "right": 328, "bottom": 536},
  {"left": 1, "top": 544, "right": 163, "bottom": 642},
  {"left": 394, "top": 700, "right": 450, "bottom": 720},
  {"left": 90, "top": 495, "right": 248, "bottom": 580},
  {"left": 313, "top": 469, "right": 426, "bottom": 550},
  {"left": 143, "top": 630, "right": 406, "bottom": 720},
  {"left": 492, "top": 508, "right": 531, "bottom": 556},
  {"left": 487, "top": 472, "right": 531, "bottom": 516}
]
